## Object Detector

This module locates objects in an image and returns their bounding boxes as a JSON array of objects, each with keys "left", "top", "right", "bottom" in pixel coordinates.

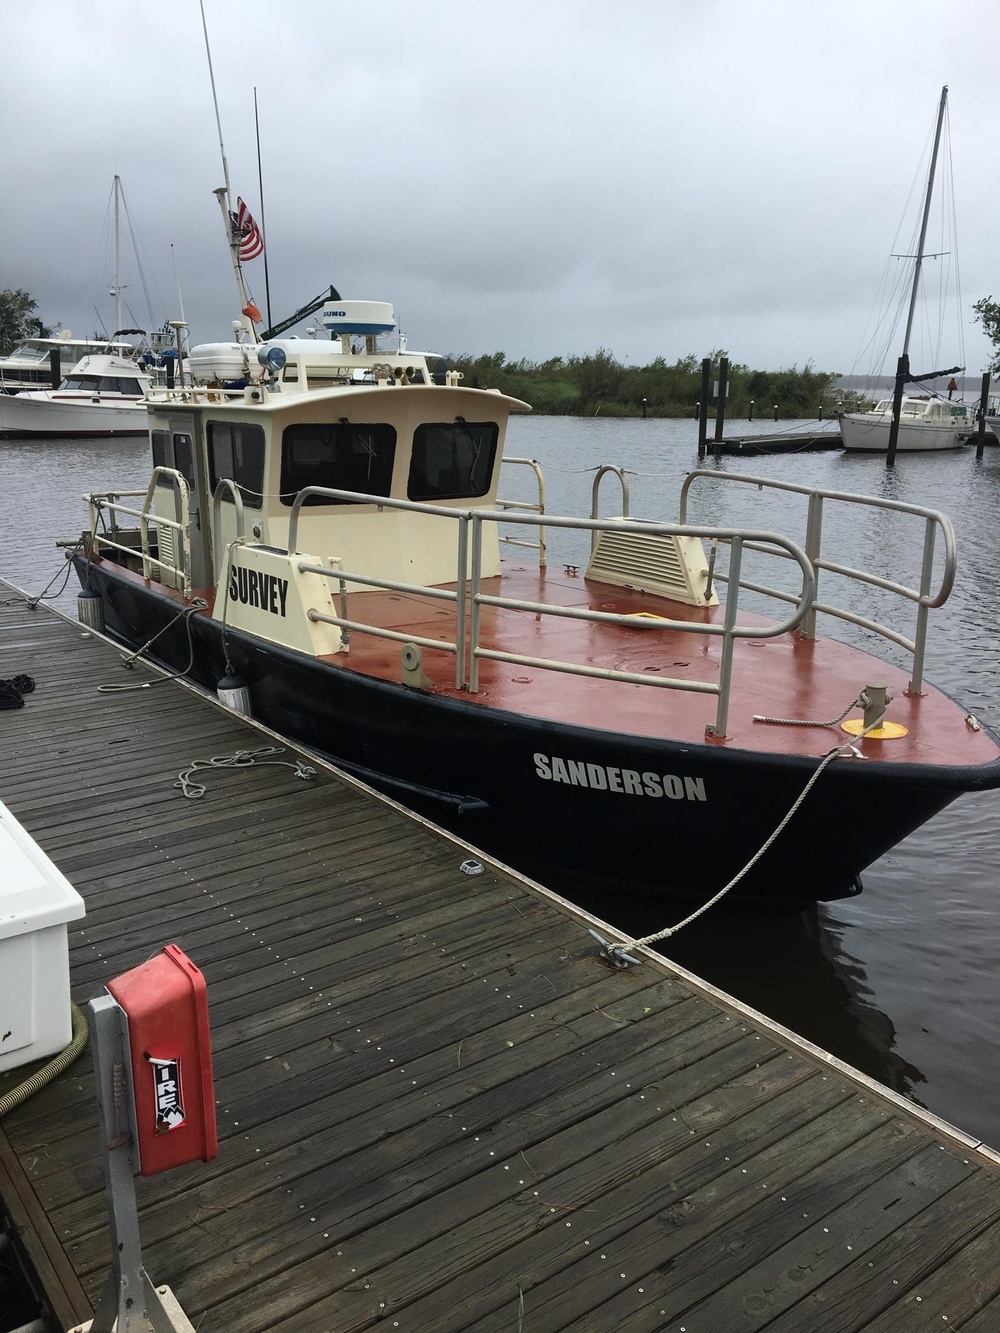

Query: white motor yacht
[{"left": 0, "top": 350, "right": 151, "bottom": 437}]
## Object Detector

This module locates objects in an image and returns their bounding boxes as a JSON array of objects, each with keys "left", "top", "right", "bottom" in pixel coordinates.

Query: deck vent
[
  {"left": 156, "top": 523, "right": 175, "bottom": 569},
  {"left": 586, "top": 521, "right": 719, "bottom": 607}
]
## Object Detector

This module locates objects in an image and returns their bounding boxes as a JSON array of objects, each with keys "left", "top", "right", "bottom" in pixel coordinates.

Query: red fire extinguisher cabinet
[{"left": 107, "top": 944, "right": 218, "bottom": 1177}]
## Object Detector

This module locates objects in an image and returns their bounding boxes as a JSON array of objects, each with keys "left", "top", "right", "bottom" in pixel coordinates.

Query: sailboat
[
  {"left": 0, "top": 177, "right": 155, "bottom": 438},
  {"left": 839, "top": 87, "right": 969, "bottom": 455}
]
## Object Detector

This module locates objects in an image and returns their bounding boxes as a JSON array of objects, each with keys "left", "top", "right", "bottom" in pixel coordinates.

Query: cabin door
[
  {"left": 150, "top": 414, "right": 214, "bottom": 591},
  {"left": 204, "top": 420, "right": 268, "bottom": 586}
]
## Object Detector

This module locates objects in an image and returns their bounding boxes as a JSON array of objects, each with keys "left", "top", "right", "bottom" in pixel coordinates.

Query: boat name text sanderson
[
  {"left": 229, "top": 566, "right": 289, "bottom": 616},
  {"left": 534, "top": 753, "right": 707, "bottom": 800}
]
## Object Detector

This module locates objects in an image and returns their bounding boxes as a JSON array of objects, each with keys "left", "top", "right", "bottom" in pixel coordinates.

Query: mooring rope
[
  {"left": 752, "top": 688, "right": 872, "bottom": 729},
  {"left": 0, "top": 538, "right": 86, "bottom": 610},
  {"left": 218, "top": 537, "right": 248, "bottom": 678},
  {"left": 602, "top": 699, "right": 887, "bottom": 966},
  {"left": 96, "top": 597, "right": 209, "bottom": 692},
  {"left": 175, "top": 746, "right": 317, "bottom": 799}
]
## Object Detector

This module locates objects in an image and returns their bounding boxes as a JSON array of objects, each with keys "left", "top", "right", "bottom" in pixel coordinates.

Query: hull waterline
[
  {"left": 839, "top": 413, "right": 965, "bottom": 452},
  {"left": 0, "top": 397, "right": 147, "bottom": 437}
]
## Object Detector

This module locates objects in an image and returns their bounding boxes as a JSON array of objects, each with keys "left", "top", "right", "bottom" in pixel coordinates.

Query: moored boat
[
  {"left": 838, "top": 87, "right": 970, "bottom": 457},
  {"left": 63, "top": 300, "right": 1000, "bottom": 910},
  {"left": 0, "top": 349, "right": 151, "bottom": 437},
  {"left": 840, "top": 396, "right": 969, "bottom": 452},
  {"left": 0, "top": 331, "right": 138, "bottom": 394}
]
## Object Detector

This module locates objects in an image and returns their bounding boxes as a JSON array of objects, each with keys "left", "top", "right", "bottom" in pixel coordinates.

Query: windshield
[{"left": 5, "top": 343, "right": 50, "bottom": 363}]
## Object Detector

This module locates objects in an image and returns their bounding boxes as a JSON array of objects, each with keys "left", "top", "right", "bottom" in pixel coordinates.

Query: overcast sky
[{"left": 2, "top": 0, "right": 998, "bottom": 377}]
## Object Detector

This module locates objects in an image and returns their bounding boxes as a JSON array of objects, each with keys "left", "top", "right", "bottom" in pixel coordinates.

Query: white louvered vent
[
  {"left": 586, "top": 523, "right": 718, "bottom": 607},
  {"left": 156, "top": 523, "right": 176, "bottom": 571}
]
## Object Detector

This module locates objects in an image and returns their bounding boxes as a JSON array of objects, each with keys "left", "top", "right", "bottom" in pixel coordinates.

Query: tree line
[
  {"left": 0, "top": 289, "right": 50, "bottom": 355},
  {"left": 6, "top": 283, "right": 999, "bottom": 413},
  {"left": 448, "top": 348, "right": 845, "bottom": 418}
]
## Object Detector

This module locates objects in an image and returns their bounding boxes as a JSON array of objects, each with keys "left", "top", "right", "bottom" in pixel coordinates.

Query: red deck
[{"left": 124, "top": 556, "right": 1000, "bottom": 773}]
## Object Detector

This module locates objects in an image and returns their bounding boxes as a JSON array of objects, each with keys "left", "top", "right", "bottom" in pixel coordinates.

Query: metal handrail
[
  {"left": 679, "top": 470, "right": 956, "bottom": 691},
  {"left": 289, "top": 486, "right": 472, "bottom": 691},
  {"left": 497, "top": 457, "right": 547, "bottom": 566},
  {"left": 85, "top": 468, "right": 193, "bottom": 598},
  {"left": 284, "top": 485, "right": 815, "bottom": 736},
  {"left": 211, "top": 478, "right": 248, "bottom": 583},
  {"left": 590, "top": 465, "right": 631, "bottom": 554}
]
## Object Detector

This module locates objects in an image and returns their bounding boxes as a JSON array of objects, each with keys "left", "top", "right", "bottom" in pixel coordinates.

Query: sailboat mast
[
  {"left": 901, "top": 84, "right": 948, "bottom": 359},
  {"left": 113, "top": 175, "right": 123, "bottom": 335}
]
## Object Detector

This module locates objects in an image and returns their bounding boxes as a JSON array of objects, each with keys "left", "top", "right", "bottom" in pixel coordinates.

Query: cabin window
[
  {"left": 280, "top": 422, "right": 397, "bottom": 505},
  {"left": 208, "top": 421, "right": 266, "bottom": 510},
  {"left": 407, "top": 420, "right": 498, "bottom": 501},
  {"left": 151, "top": 430, "right": 171, "bottom": 472},
  {"left": 173, "top": 434, "right": 196, "bottom": 491},
  {"left": 151, "top": 430, "right": 197, "bottom": 494}
]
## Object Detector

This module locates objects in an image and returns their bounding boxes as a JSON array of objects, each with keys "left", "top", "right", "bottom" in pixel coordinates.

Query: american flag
[{"left": 233, "top": 197, "right": 264, "bottom": 261}]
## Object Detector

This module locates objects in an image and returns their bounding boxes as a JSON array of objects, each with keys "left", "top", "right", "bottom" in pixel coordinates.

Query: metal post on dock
[
  {"left": 976, "top": 372, "right": 992, "bottom": 459},
  {"left": 886, "top": 352, "right": 909, "bottom": 468},
  {"left": 73, "top": 996, "right": 195, "bottom": 1333},
  {"left": 713, "top": 357, "right": 729, "bottom": 457},
  {"left": 697, "top": 357, "right": 711, "bottom": 456}
]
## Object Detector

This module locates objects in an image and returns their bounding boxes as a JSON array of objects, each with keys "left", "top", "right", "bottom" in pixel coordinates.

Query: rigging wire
[{"left": 846, "top": 94, "right": 964, "bottom": 391}]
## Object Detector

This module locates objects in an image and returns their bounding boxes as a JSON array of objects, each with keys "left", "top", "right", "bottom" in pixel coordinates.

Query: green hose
[{"left": 0, "top": 1003, "right": 90, "bottom": 1117}]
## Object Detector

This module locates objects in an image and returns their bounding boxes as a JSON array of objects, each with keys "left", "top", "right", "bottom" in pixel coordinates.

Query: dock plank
[{"left": 1, "top": 583, "right": 999, "bottom": 1332}]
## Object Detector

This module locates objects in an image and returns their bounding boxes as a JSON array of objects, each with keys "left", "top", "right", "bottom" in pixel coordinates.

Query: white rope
[
  {"left": 604, "top": 706, "right": 886, "bottom": 964},
  {"left": 753, "top": 689, "right": 870, "bottom": 729},
  {"left": 97, "top": 598, "right": 209, "bottom": 692},
  {"left": 218, "top": 536, "right": 247, "bottom": 676},
  {"left": 175, "top": 747, "right": 317, "bottom": 799}
]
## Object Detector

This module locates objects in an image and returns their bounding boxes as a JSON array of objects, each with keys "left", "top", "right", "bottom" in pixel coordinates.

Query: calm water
[{"left": 2, "top": 418, "right": 999, "bottom": 1147}]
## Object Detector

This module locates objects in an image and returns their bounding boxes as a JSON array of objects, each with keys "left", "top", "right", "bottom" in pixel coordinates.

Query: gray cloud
[{"left": 2, "top": 0, "right": 997, "bottom": 376}]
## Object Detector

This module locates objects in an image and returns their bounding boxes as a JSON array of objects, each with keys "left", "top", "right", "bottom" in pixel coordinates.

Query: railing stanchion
[
  {"left": 910, "top": 516, "right": 937, "bottom": 694},
  {"left": 455, "top": 517, "right": 469, "bottom": 690},
  {"left": 469, "top": 515, "right": 484, "bottom": 693},
  {"left": 707, "top": 536, "right": 743, "bottom": 738}
]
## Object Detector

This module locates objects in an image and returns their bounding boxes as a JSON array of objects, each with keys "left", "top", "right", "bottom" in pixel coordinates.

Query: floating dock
[
  {"left": 2, "top": 578, "right": 1000, "bottom": 1332},
  {"left": 702, "top": 431, "right": 844, "bottom": 454}
]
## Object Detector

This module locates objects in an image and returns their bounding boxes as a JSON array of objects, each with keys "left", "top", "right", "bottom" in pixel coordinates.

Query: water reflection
[{"left": 565, "top": 887, "right": 926, "bottom": 1105}]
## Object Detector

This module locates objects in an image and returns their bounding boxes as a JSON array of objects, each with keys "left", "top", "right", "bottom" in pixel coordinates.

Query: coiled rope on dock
[{"left": 175, "top": 746, "right": 317, "bottom": 799}]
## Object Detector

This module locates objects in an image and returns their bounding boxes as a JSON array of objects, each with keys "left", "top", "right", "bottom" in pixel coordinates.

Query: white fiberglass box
[{"left": 0, "top": 799, "right": 85, "bottom": 1074}]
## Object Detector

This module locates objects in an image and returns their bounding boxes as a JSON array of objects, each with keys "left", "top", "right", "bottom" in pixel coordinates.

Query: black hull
[{"left": 77, "top": 559, "right": 982, "bottom": 910}]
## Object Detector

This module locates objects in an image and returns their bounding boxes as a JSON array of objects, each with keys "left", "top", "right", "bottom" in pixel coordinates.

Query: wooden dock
[{"left": 2, "top": 577, "right": 1000, "bottom": 1332}]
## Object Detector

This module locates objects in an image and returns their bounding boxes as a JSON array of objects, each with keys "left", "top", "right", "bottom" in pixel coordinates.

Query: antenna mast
[
  {"left": 199, "top": 0, "right": 257, "bottom": 337},
  {"left": 254, "top": 87, "right": 272, "bottom": 330}
]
